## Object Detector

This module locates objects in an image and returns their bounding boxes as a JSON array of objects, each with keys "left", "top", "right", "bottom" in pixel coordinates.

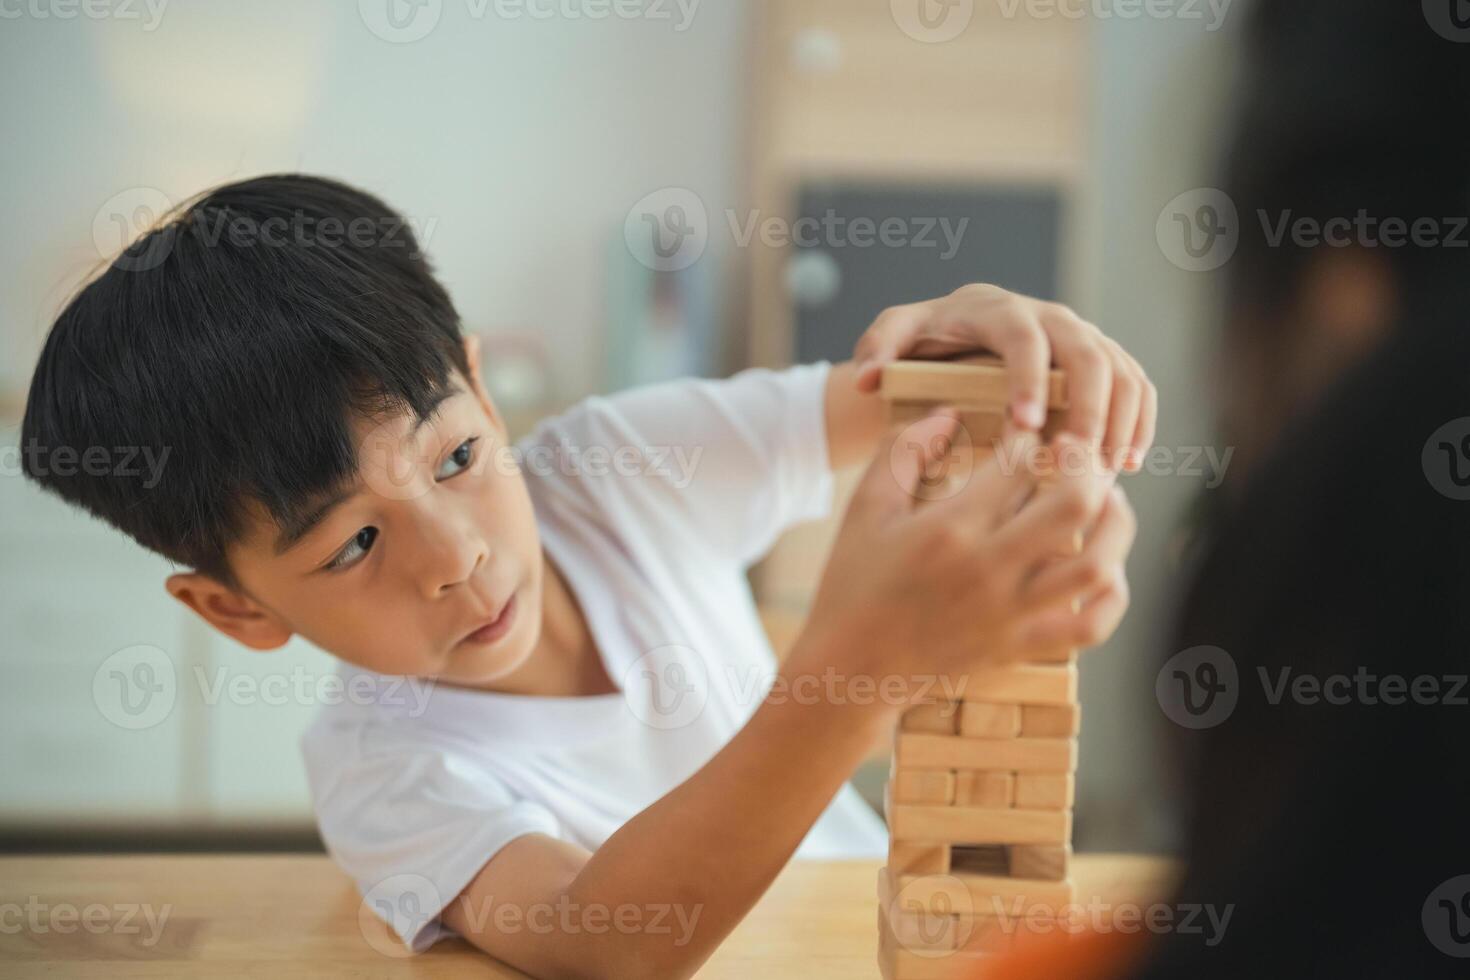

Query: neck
[{"left": 476, "top": 547, "right": 611, "bottom": 697}]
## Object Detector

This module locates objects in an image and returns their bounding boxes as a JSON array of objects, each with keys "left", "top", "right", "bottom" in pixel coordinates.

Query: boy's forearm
[{"left": 557, "top": 631, "right": 895, "bottom": 978}]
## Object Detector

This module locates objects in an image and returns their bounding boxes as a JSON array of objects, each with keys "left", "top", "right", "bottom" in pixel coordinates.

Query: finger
[
  {"left": 852, "top": 303, "right": 928, "bottom": 392},
  {"left": 1130, "top": 370, "right": 1158, "bottom": 473},
  {"left": 1040, "top": 305, "right": 1111, "bottom": 447},
  {"left": 1015, "top": 573, "right": 1130, "bottom": 651},
  {"left": 923, "top": 423, "right": 1043, "bottom": 532},
  {"left": 1099, "top": 338, "right": 1142, "bottom": 473},
  {"left": 1021, "top": 486, "right": 1136, "bottom": 610},
  {"left": 952, "top": 299, "right": 1050, "bottom": 431},
  {"left": 863, "top": 409, "right": 962, "bottom": 515},
  {"left": 990, "top": 437, "right": 1114, "bottom": 561}
]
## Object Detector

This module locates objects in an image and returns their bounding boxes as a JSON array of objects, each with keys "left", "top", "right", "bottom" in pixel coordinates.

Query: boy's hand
[
  {"left": 798, "top": 411, "right": 1133, "bottom": 699},
  {"left": 849, "top": 284, "right": 1157, "bottom": 473}
]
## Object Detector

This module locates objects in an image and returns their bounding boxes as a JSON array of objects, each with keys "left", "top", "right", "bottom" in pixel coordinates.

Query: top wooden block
[{"left": 879, "top": 357, "right": 1069, "bottom": 412}]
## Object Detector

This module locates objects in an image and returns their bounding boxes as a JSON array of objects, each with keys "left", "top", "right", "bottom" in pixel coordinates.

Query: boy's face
[{"left": 171, "top": 347, "right": 546, "bottom": 687}]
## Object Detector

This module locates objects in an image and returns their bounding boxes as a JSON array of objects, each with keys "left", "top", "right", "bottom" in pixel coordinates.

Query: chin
[{"left": 453, "top": 622, "right": 539, "bottom": 685}]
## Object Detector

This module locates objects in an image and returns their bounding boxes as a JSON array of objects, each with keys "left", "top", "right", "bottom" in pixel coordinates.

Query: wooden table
[{"left": 0, "top": 854, "right": 1174, "bottom": 978}]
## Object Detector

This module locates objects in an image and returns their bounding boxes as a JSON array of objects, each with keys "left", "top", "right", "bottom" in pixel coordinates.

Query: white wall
[{"left": 0, "top": 0, "right": 750, "bottom": 830}]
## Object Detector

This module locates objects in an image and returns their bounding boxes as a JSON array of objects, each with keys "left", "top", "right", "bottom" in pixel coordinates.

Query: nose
[{"left": 409, "top": 506, "right": 489, "bottom": 599}]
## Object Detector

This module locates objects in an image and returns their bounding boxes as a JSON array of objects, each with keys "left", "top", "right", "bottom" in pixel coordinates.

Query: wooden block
[
  {"left": 880, "top": 358, "right": 1068, "bottom": 411},
  {"left": 958, "top": 702, "right": 1022, "bottom": 738},
  {"left": 954, "top": 771, "right": 1014, "bottom": 808},
  {"left": 956, "top": 663, "right": 1078, "bottom": 706},
  {"left": 1009, "top": 844, "right": 1072, "bottom": 881},
  {"left": 896, "top": 734, "right": 1076, "bottom": 773},
  {"left": 877, "top": 908, "right": 995, "bottom": 980},
  {"left": 893, "top": 769, "right": 957, "bottom": 806},
  {"left": 1013, "top": 773, "right": 1075, "bottom": 810},
  {"left": 892, "top": 868, "right": 1075, "bottom": 917},
  {"left": 888, "top": 841, "right": 952, "bottom": 876},
  {"left": 889, "top": 805, "right": 1071, "bottom": 845},
  {"left": 899, "top": 701, "right": 961, "bottom": 735},
  {"left": 1020, "top": 704, "right": 1081, "bottom": 737}
]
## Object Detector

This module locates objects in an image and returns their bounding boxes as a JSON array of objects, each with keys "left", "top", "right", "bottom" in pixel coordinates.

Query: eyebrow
[{"left": 272, "top": 389, "right": 460, "bottom": 556}]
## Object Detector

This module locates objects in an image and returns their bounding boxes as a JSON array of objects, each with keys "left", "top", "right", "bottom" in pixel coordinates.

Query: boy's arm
[
  {"left": 441, "top": 630, "right": 894, "bottom": 979},
  {"left": 441, "top": 408, "right": 1137, "bottom": 979},
  {"left": 825, "top": 284, "right": 1158, "bottom": 473}
]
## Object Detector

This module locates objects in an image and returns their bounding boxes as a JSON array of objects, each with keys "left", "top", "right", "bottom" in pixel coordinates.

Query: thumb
[{"left": 857, "top": 408, "right": 962, "bottom": 515}]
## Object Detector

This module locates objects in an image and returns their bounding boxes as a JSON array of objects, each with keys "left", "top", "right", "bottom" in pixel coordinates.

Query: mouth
[{"left": 460, "top": 592, "right": 519, "bottom": 647}]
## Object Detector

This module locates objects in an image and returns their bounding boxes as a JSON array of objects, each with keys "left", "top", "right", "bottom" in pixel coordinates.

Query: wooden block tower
[{"left": 876, "top": 358, "right": 1079, "bottom": 980}]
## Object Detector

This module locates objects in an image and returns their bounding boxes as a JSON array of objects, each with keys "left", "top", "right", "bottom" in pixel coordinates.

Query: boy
[{"left": 22, "top": 174, "right": 1150, "bottom": 978}]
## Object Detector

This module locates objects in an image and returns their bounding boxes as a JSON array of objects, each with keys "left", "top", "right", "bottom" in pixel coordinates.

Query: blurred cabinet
[{"left": 745, "top": 0, "right": 1092, "bottom": 609}]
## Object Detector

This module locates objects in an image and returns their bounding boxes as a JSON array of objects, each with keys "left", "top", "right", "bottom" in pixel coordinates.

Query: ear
[
  {"left": 461, "top": 333, "right": 507, "bottom": 437},
  {"left": 165, "top": 573, "right": 293, "bottom": 651}
]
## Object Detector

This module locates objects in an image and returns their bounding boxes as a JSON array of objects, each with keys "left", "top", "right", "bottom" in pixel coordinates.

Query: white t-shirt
[{"left": 299, "top": 361, "right": 887, "bottom": 953}]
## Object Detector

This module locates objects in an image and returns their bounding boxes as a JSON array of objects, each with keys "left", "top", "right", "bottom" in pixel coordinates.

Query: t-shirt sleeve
[
  {"left": 525, "top": 361, "right": 835, "bottom": 568},
  {"left": 302, "top": 720, "right": 561, "bottom": 954}
]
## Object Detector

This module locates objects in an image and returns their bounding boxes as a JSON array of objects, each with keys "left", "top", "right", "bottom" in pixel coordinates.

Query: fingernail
[{"left": 1011, "top": 398, "right": 1045, "bottom": 430}]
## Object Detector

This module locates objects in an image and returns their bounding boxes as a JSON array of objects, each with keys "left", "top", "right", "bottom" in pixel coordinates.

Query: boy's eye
[
  {"left": 435, "top": 437, "right": 480, "bottom": 480},
  {"left": 326, "top": 526, "right": 378, "bottom": 571}
]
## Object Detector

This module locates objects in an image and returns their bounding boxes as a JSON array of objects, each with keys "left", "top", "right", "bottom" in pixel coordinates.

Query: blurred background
[{"left": 0, "top": 0, "right": 1239, "bottom": 852}]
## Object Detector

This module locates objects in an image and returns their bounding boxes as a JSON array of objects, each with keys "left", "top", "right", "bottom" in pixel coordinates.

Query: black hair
[
  {"left": 1134, "top": 2, "right": 1470, "bottom": 977},
  {"left": 21, "top": 174, "right": 470, "bottom": 586}
]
